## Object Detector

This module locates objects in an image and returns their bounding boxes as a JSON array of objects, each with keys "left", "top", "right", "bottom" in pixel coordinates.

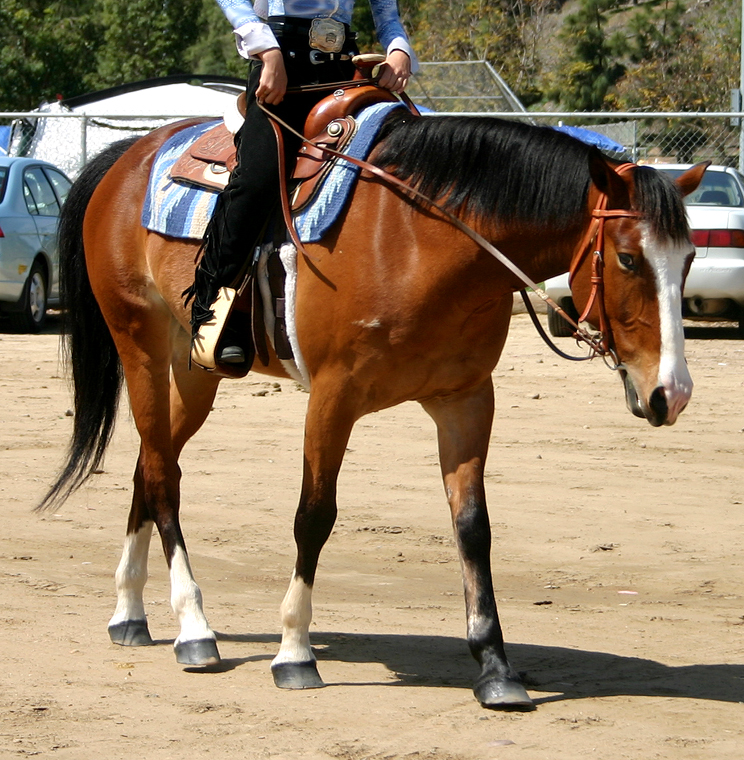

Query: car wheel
[
  {"left": 10, "top": 262, "right": 48, "bottom": 333},
  {"left": 547, "top": 298, "right": 578, "bottom": 338}
]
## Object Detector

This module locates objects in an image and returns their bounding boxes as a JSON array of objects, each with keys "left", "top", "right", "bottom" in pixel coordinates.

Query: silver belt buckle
[{"left": 309, "top": 17, "right": 345, "bottom": 54}]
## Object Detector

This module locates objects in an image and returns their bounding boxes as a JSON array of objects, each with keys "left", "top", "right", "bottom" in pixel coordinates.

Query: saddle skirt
[{"left": 141, "top": 94, "right": 404, "bottom": 244}]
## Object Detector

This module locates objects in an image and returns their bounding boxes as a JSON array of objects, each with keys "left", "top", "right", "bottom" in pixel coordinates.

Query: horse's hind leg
[
  {"left": 107, "top": 474, "right": 155, "bottom": 646},
  {"left": 422, "top": 379, "right": 534, "bottom": 710},
  {"left": 271, "top": 379, "right": 356, "bottom": 689},
  {"left": 107, "top": 321, "right": 221, "bottom": 666},
  {"left": 165, "top": 331, "right": 223, "bottom": 664}
]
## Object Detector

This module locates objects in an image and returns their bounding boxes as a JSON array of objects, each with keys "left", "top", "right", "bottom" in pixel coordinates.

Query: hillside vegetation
[{"left": 0, "top": 0, "right": 738, "bottom": 112}]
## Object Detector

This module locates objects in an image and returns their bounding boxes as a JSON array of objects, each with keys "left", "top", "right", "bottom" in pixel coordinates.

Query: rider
[{"left": 185, "top": 0, "right": 416, "bottom": 369}]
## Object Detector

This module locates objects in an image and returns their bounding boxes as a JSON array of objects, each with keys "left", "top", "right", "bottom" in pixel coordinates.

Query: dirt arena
[{"left": 1, "top": 311, "right": 742, "bottom": 759}]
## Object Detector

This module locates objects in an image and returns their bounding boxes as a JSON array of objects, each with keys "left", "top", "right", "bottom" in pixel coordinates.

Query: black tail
[{"left": 38, "top": 138, "right": 140, "bottom": 511}]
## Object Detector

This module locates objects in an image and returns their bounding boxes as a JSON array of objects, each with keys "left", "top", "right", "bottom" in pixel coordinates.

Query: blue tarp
[
  {"left": 0, "top": 126, "right": 10, "bottom": 155},
  {"left": 553, "top": 125, "right": 625, "bottom": 154}
]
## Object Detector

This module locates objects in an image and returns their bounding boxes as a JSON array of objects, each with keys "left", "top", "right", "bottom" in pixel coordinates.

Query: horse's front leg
[
  {"left": 422, "top": 378, "right": 534, "bottom": 710},
  {"left": 271, "top": 379, "right": 356, "bottom": 689}
]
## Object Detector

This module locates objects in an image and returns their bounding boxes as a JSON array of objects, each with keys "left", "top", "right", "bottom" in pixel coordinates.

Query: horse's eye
[{"left": 617, "top": 253, "right": 636, "bottom": 271}]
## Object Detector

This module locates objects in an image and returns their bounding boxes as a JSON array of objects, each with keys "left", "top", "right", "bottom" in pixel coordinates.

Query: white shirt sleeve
[
  {"left": 215, "top": 0, "right": 279, "bottom": 59},
  {"left": 233, "top": 21, "right": 280, "bottom": 58}
]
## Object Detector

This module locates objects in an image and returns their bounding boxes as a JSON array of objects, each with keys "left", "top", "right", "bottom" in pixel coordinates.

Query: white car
[{"left": 544, "top": 164, "right": 744, "bottom": 336}]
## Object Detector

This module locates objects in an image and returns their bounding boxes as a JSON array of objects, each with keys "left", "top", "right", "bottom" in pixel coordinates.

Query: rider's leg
[
  {"left": 186, "top": 65, "right": 280, "bottom": 368},
  {"left": 186, "top": 49, "right": 358, "bottom": 370}
]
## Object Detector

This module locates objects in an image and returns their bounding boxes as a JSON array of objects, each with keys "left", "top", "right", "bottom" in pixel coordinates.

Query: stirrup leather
[{"left": 191, "top": 287, "right": 237, "bottom": 371}]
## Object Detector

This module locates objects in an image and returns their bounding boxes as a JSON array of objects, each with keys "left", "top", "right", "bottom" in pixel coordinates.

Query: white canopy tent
[{"left": 11, "top": 75, "right": 244, "bottom": 178}]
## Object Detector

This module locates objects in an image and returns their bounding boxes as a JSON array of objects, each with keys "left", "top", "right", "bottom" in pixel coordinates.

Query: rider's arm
[
  {"left": 214, "top": 0, "right": 279, "bottom": 58},
  {"left": 368, "top": 0, "right": 417, "bottom": 92},
  {"left": 369, "top": 0, "right": 418, "bottom": 73}
]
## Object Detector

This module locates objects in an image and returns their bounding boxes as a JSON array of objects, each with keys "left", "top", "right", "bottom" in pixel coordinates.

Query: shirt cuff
[
  {"left": 386, "top": 37, "right": 419, "bottom": 74},
  {"left": 233, "top": 21, "right": 279, "bottom": 59}
]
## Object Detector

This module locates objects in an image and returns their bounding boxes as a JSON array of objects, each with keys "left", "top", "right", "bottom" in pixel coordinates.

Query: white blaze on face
[{"left": 642, "top": 224, "right": 693, "bottom": 422}]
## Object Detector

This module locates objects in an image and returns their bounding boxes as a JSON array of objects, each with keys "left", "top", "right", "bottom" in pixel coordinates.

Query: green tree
[
  {"left": 613, "top": 0, "right": 738, "bottom": 111},
  {"left": 546, "top": 0, "right": 626, "bottom": 111},
  {"left": 92, "top": 0, "right": 202, "bottom": 88},
  {"left": 183, "top": 0, "right": 248, "bottom": 77},
  {"left": 405, "top": 0, "right": 549, "bottom": 104},
  {"left": 0, "top": 0, "right": 101, "bottom": 109},
  {"left": 352, "top": 0, "right": 420, "bottom": 52}
]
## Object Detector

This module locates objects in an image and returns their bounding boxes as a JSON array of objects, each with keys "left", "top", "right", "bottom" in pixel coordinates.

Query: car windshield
[
  {"left": 657, "top": 168, "right": 744, "bottom": 207},
  {"left": 0, "top": 167, "right": 7, "bottom": 203}
]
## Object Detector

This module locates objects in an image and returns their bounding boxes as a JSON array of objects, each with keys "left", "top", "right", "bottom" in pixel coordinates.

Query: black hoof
[
  {"left": 108, "top": 620, "right": 153, "bottom": 647},
  {"left": 474, "top": 677, "right": 535, "bottom": 711},
  {"left": 271, "top": 661, "right": 325, "bottom": 690},
  {"left": 175, "top": 638, "right": 221, "bottom": 667}
]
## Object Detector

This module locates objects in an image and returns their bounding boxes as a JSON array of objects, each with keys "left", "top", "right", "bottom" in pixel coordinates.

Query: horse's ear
[
  {"left": 674, "top": 161, "right": 710, "bottom": 197},
  {"left": 587, "top": 148, "right": 630, "bottom": 207}
]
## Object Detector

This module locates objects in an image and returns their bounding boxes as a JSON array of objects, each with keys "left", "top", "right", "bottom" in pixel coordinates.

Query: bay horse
[{"left": 41, "top": 108, "right": 705, "bottom": 710}]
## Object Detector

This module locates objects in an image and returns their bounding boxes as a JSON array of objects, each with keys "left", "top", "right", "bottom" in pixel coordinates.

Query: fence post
[
  {"left": 740, "top": 0, "right": 744, "bottom": 172},
  {"left": 632, "top": 121, "right": 638, "bottom": 163},
  {"left": 80, "top": 115, "right": 88, "bottom": 174}
]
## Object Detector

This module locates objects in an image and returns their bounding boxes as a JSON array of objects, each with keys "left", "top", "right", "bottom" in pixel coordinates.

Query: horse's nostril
[{"left": 649, "top": 386, "right": 668, "bottom": 423}]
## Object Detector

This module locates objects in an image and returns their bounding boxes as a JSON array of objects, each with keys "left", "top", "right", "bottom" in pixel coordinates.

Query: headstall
[{"left": 561, "top": 163, "right": 641, "bottom": 364}]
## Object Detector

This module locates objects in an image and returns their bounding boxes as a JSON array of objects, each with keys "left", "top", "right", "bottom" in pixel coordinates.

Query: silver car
[
  {"left": 0, "top": 157, "right": 72, "bottom": 332},
  {"left": 544, "top": 164, "right": 744, "bottom": 335}
]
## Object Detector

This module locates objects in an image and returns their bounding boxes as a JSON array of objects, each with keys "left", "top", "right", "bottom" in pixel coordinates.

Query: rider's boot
[
  {"left": 190, "top": 287, "right": 247, "bottom": 370},
  {"left": 183, "top": 229, "right": 255, "bottom": 375}
]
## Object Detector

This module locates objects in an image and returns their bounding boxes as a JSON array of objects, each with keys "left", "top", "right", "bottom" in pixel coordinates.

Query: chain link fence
[
  {"left": 2, "top": 58, "right": 744, "bottom": 175},
  {"left": 5, "top": 110, "right": 743, "bottom": 174},
  {"left": 499, "top": 114, "right": 742, "bottom": 167}
]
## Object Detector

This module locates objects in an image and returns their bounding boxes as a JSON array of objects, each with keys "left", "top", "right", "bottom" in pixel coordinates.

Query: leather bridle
[
  {"left": 259, "top": 99, "right": 641, "bottom": 368},
  {"left": 562, "top": 163, "right": 641, "bottom": 363}
]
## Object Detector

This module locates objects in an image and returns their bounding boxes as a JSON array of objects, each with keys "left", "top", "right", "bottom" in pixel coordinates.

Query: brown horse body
[{"left": 45, "top": 111, "right": 705, "bottom": 709}]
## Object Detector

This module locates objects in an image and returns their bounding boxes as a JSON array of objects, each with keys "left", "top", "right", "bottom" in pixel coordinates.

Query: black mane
[
  {"left": 632, "top": 165, "right": 691, "bottom": 243},
  {"left": 373, "top": 111, "right": 594, "bottom": 234},
  {"left": 372, "top": 111, "right": 689, "bottom": 242}
]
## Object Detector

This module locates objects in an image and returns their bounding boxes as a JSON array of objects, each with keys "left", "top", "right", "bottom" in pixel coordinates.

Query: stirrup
[{"left": 191, "top": 287, "right": 240, "bottom": 371}]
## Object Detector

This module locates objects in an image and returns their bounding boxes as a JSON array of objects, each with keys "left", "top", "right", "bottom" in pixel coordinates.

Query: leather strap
[{"left": 260, "top": 102, "right": 634, "bottom": 363}]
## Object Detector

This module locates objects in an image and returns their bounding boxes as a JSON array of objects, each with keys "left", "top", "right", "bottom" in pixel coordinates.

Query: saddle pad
[
  {"left": 141, "top": 101, "right": 404, "bottom": 242},
  {"left": 141, "top": 120, "right": 222, "bottom": 240}
]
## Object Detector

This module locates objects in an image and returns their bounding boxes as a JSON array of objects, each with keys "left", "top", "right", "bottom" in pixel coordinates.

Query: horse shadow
[{"left": 207, "top": 630, "right": 744, "bottom": 706}]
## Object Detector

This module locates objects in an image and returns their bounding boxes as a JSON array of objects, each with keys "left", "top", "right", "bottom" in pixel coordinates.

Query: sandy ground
[{"left": 0, "top": 311, "right": 742, "bottom": 759}]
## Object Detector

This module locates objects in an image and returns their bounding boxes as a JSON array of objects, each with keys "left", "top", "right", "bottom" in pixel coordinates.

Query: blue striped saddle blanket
[{"left": 141, "top": 101, "right": 403, "bottom": 243}]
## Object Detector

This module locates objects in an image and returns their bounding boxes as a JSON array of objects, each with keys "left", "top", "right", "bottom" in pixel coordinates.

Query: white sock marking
[
  {"left": 170, "top": 545, "right": 215, "bottom": 644},
  {"left": 108, "top": 522, "right": 154, "bottom": 626},
  {"left": 272, "top": 572, "right": 315, "bottom": 666}
]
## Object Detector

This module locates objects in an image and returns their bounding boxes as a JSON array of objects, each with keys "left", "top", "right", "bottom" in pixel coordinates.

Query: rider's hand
[
  {"left": 376, "top": 50, "right": 411, "bottom": 94},
  {"left": 256, "top": 48, "right": 288, "bottom": 105}
]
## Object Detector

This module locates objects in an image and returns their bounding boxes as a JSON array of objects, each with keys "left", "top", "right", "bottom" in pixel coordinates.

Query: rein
[{"left": 259, "top": 98, "right": 638, "bottom": 366}]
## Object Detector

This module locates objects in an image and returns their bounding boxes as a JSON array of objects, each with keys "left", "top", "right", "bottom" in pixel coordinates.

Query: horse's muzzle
[
  {"left": 620, "top": 370, "right": 689, "bottom": 427},
  {"left": 621, "top": 370, "right": 647, "bottom": 421}
]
